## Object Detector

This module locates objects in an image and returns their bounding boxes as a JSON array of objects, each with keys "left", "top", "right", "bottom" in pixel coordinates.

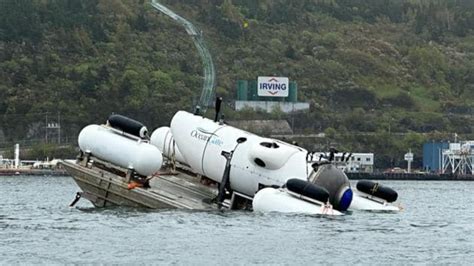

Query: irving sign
[{"left": 257, "top": 76, "right": 289, "bottom": 97}]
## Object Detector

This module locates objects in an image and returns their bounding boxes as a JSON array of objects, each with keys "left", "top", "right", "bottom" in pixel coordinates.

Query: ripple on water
[
  {"left": 1, "top": 177, "right": 474, "bottom": 264},
  {"left": 409, "top": 222, "right": 451, "bottom": 228}
]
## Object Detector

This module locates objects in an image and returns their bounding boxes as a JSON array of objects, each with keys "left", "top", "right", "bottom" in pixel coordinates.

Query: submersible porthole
[{"left": 254, "top": 158, "right": 266, "bottom": 167}]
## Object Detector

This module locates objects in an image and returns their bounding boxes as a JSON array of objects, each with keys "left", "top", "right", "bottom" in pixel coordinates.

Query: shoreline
[
  {"left": 0, "top": 168, "right": 69, "bottom": 176},
  {"left": 1, "top": 168, "right": 472, "bottom": 181},
  {"left": 347, "top": 172, "right": 474, "bottom": 181}
]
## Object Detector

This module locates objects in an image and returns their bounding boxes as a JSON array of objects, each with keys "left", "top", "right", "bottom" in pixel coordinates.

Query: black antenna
[{"left": 214, "top": 97, "right": 222, "bottom": 122}]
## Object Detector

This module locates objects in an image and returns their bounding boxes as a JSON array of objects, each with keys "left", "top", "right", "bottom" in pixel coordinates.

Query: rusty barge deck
[{"left": 61, "top": 159, "right": 218, "bottom": 210}]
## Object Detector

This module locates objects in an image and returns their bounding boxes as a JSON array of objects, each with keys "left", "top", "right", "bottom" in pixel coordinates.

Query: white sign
[
  {"left": 257, "top": 76, "right": 289, "bottom": 97},
  {"left": 404, "top": 152, "right": 413, "bottom": 161}
]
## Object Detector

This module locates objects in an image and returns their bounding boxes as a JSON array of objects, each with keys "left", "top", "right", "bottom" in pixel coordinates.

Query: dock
[
  {"left": 0, "top": 168, "right": 68, "bottom": 176},
  {"left": 61, "top": 159, "right": 218, "bottom": 209},
  {"left": 347, "top": 172, "right": 474, "bottom": 181}
]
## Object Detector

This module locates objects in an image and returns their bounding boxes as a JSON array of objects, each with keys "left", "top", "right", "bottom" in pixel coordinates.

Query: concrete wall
[{"left": 235, "top": 100, "right": 309, "bottom": 113}]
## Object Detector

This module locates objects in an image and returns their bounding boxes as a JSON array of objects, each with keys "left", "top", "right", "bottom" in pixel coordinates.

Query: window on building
[
  {"left": 357, "top": 158, "right": 361, "bottom": 161},
  {"left": 366, "top": 158, "right": 371, "bottom": 162}
]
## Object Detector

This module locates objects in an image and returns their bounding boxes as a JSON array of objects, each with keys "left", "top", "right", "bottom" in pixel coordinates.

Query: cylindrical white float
[
  {"left": 252, "top": 188, "right": 342, "bottom": 215},
  {"left": 150, "top": 126, "right": 187, "bottom": 164},
  {"left": 78, "top": 125, "right": 163, "bottom": 176},
  {"left": 349, "top": 192, "right": 400, "bottom": 211}
]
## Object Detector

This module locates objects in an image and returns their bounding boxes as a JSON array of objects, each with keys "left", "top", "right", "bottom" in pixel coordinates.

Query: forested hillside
[{"left": 1, "top": 0, "right": 473, "bottom": 167}]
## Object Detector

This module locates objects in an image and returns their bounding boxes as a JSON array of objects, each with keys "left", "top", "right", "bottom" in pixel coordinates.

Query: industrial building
[
  {"left": 423, "top": 142, "right": 449, "bottom": 173},
  {"left": 423, "top": 141, "right": 474, "bottom": 175},
  {"left": 312, "top": 152, "right": 374, "bottom": 173}
]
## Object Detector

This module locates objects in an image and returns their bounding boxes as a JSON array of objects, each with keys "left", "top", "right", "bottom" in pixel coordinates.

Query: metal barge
[{"left": 61, "top": 156, "right": 218, "bottom": 210}]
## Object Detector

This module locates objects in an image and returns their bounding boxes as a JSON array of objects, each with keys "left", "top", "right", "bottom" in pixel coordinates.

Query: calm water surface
[{"left": 0, "top": 176, "right": 473, "bottom": 264}]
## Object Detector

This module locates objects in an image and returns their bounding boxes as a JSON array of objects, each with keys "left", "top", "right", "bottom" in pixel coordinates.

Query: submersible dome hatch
[{"left": 309, "top": 164, "right": 353, "bottom": 211}]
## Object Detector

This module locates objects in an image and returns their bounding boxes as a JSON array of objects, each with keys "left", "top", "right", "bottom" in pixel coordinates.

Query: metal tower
[{"left": 442, "top": 142, "right": 474, "bottom": 175}]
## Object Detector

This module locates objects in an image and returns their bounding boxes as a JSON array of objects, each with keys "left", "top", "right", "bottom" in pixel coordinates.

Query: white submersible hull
[{"left": 150, "top": 111, "right": 354, "bottom": 215}]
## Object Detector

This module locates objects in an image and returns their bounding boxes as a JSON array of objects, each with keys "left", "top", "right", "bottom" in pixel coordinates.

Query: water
[{"left": 1, "top": 176, "right": 473, "bottom": 264}]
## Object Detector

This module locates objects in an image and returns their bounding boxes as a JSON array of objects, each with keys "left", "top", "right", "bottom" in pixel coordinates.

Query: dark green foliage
[
  {"left": 0, "top": 0, "right": 473, "bottom": 167},
  {"left": 331, "top": 87, "right": 378, "bottom": 109},
  {"left": 0, "top": 0, "right": 42, "bottom": 43},
  {"left": 27, "top": 143, "right": 77, "bottom": 160},
  {"left": 381, "top": 92, "right": 418, "bottom": 110},
  {"left": 0, "top": 0, "right": 202, "bottom": 143}
]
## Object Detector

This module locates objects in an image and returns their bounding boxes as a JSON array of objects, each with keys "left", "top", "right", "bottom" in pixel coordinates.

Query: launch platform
[{"left": 61, "top": 158, "right": 217, "bottom": 210}]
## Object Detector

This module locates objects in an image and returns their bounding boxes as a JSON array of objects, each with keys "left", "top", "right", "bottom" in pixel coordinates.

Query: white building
[{"left": 312, "top": 152, "right": 374, "bottom": 173}]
